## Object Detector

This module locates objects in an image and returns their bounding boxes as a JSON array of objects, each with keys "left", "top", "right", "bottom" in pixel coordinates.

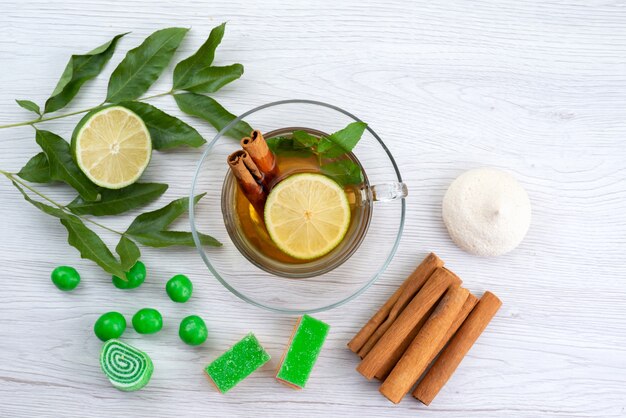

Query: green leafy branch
[
  {"left": 2, "top": 169, "right": 214, "bottom": 278},
  {"left": 0, "top": 23, "right": 250, "bottom": 279},
  {"left": 4, "top": 24, "right": 251, "bottom": 136}
]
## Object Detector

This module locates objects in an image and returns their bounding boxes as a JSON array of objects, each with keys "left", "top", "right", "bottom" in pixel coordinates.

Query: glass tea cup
[
  {"left": 221, "top": 126, "right": 406, "bottom": 278},
  {"left": 190, "top": 100, "right": 407, "bottom": 313}
]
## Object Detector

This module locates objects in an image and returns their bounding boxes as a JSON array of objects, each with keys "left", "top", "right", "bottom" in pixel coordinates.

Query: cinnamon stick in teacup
[
  {"left": 348, "top": 253, "right": 444, "bottom": 356},
  {"left": 241, "top": 130, "right": 279, "bottom": 188},
  {"left": 227, "top": 150, "right": 266, "bottom": 215},
  {"left": 241, "top": 151, "right": 263, "bottom": 182}
]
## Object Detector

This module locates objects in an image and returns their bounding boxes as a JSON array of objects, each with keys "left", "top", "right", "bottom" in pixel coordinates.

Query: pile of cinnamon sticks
[
  {"left": 348, "top": 253, "right": 501, "bottom": 405},
  {"left": 227, "top": 130, "right": 278, "bottom": 215}
]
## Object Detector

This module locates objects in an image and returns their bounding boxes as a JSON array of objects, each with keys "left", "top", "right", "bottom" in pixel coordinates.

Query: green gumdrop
[
  {"left": 112, "top": 261, "right": 146, "bottom": 289},
  {"left": 94, "top": 312, "right": 126, "bottom": 341},
  {"left": 166, "top": 274, "right": 193, "bottom": 303},
  {"left": 179, "top": 315, "right": 208, "bottom": 346},
  {"left": 132, "top": 308, "right": 163, "bottom": 334},
  {"left": 51, "top": 266, "right": 81, "bottom": 291}
]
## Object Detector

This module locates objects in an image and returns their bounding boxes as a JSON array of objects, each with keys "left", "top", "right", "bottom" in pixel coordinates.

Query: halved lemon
[
  {"left": 72, "top": 106, "right": 151, "bottom": 189},
  {"left": 264, "top": 173, "right": 351, "bottom": 260}
]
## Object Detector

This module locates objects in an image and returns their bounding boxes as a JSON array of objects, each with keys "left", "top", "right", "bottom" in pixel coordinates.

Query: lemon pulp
[{"left": 264, "top": 173, "right": 351, "bottom": 260}]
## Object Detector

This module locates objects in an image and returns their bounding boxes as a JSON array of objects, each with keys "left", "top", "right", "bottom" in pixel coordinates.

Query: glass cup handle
[{"left": 369, "top": 182, "right": 408, "bottom": 202}]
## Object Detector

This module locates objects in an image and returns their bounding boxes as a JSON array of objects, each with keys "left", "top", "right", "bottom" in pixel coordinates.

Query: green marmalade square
[
  {"left": 276, "top": 315, "right": 330, "bottom": 389},
  {"left": 205, "top": 333, "right": 270, "bottom": 393}
]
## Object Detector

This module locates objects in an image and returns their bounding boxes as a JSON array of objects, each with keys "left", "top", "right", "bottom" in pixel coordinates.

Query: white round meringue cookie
[{"left": 442, "top": 168, "right": 531, "bottom": 257}]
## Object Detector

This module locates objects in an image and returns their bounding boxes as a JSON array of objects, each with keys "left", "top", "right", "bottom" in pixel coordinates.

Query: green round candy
[
  {"left": 179, "top": 315, "right": 208, "bottom": 346},
  {"left": 51, "top": 266, "right": 81, "bottom": 291},
  {"left": 132, "top": 308, "right": 163, "bottom": 334},
  {"left": 112, "top": 261, "right": 146, "bottom": 289},
  {"left": 94, "top": 312, "right": 126, "bottom": 341},
  {"left": 166, "top": 274, "right": 193, "bottom": 303}
]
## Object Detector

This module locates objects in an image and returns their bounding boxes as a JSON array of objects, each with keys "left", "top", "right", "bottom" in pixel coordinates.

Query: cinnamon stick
[
  {"left": 379, "top": 286, "right": 470, "bottom": 404},
  {"left": 374, "top": 303, "right": 437, "bottom": 380},
  {"left": 377, "top": 292, "right": 478, "bottom": 381},
  {"left": 412, "top": 291, "right": 502, "bottom": 406},
  {"left": 241, "top": 130, "right": 279, "bottom": 188},
  {"left": 372, "top": 272, "right": 459, "bottom": 378},
  {"left": 356, "top": 268, "right": 461, "bottom": 380},
  {"left": 430, "top": 293, "right": 478, "bottom": 362},
  {"left": 375, "top": 293, "right": 477, "bottom": 382},
  {"left": 348, "top": 253, "right": 443, "bottom": 358},
  {"left": 348, "top": 253, "right": 443, "bottom": 356},
  {"left": 227, "top": 150, "right": 266, "bottom": 215},
  {"left": 241, "top": 151, "right": 263, "bottom": 182}
]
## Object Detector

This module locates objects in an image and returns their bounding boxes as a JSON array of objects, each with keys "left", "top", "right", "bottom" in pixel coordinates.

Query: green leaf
[
  {"left": 10, "top": 179, "right": 125, "bottom": 278},
  {"left": 266, "top": 136, "right": 293, "bottom": 153},
  {"left": 44, "top": 33, "right": 127, "bottom": 114},
  {"left": 266, "top": 136, "right": 314, "bottom": 158},
  {"left": 60, "top": 217, "right": 125, "bottom": 278},
  {"left": 16, "top": 99, "right": 41, "bottom": 115},
  {"left": 115, "top": 235, "right": 140, "bottom": 271},
  {"left": 126, "top": 193, "right": 221, "bottom": 247},
  {"left": 125, "top": 230, "right": 220, "bottom": 248},
  {"left": 107, "top": 28, "right": 189, "bottom": 103},
  {"left": 175, "top": 64, "right": 243, "bottom": 93},
  {"left": 321, "top": 159, "right": 364, "bottom": 186},
  {"left": 319, "top": 122, "right": 368, "bottom": 158},
  {"left": 174, "top": 93, "right": 252, "bottom": 140},
  {"left": 10, "top": 179, "right": 69, "bottom": 219},
  {"left": 328, "top": 122, "right": 368, "bottom": 152},
  {"left": 17, "top": 153, "right": 51, "bottom": 183},
  {"left": 127, "top": 193, "right": 203, "bottom": 233},
  {"left": 67, "top": 182, "right": 168, "bottom": 216},
  {"left": 120, "top": 101, "right": 205, "bottom": 150},
  {"left": 173, "top": 22, "right": 225, "bottom": 90},
  {"left": 317, "top": 136, "right": 345, "bottom": 157},
  {"left": 35, "top": 130, "right": 100, "bottom": 201},
  {"left": 292, "top": 130, "right": 319, "bottom": 148}
]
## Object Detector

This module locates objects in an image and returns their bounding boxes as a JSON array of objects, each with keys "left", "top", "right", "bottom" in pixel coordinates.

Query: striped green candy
[
  {"left": 276, "top": 315, "right": 330, "bottom": 389},
  {"left": 100, "top": 339, "right": 154, "bottom": 391}
]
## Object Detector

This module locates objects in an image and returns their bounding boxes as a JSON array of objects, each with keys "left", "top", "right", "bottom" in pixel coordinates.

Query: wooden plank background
[{"left": 0, "top": 1, "right": 625, "bottom": 416}]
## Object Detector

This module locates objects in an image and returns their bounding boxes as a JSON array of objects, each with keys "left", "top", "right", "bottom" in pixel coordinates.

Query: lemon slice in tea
[
  {"left": 72, "top": 106, "right": 151, "bottom": 189},
  {"left": 264, "top": 173, "right": 351, "bottom": 260}
]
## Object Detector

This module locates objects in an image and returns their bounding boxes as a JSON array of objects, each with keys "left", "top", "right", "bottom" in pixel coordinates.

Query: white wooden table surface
[{"left": 1, "top": 1, "right": 625, "bottom": 417}]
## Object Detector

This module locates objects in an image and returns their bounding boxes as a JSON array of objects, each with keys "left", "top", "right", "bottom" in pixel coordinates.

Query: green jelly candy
[
  {"left": 100, "top": 339, "right": 153, "bottom": 391},
  {"left": 205, "top": 333, "right": 270, "bottom": 393},
  {"left": 166, "top": 274, "right": 193, "bottom": 303},
  {"left": 94, "top": 312, "right": 126, "bottom": 341},
  {"left": 112, "top": 261, "right": 146, "bottom": 289},
  {"left": 51, "top": 266, "right": 80, "bottom": 291},
  {"left": 276, "top": 315, "right": 330, "bottom": 389},
  {"left": 132, "top": 308, "right": 163, "bottom": 334},
  {"left": 179, "top": 315, "right": 208, "bottom": 345}
]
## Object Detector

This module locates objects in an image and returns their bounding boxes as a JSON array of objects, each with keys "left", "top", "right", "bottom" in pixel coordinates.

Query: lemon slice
[
  {"left": 72, "top": 106, "right": 151, "bottom": 189},
  {"left": 264, "top": 173, "right": 351, "bottom": 260}
]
